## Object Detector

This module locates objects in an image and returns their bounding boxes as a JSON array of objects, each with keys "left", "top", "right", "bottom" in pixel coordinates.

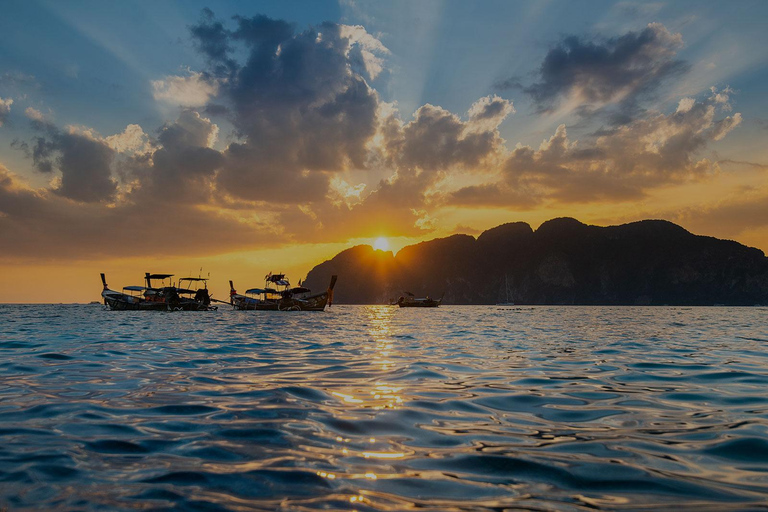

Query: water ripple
[{"left": 0, "top": 304, "right": 767, "bottom": 510}]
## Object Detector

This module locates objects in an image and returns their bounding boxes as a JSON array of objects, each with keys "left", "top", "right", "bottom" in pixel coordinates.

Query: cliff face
[{"left": 304, "top": 218, "right": 768, "bottom": 305}]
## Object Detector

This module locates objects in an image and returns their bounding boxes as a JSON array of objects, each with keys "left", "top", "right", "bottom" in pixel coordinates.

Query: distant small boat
[
  {"left": 396, "top": 291, "right": 442, "bottom": 308},
  {"left": 100, "top": 273, "right": 217, "bottom": 311},
  {"left": 230, "top": 273, "right": 337, "bottom": 311}
]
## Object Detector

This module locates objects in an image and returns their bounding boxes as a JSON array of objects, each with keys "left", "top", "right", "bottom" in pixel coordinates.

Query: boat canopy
[
  {"left": 148, "top": 273, "right": 174, "bottom": 279},
  {"left": 267, "top": 274, "right": 286, "bottom": 283},
  {"left": 245, "top": 288, "right": 266, "bottom": 295},
  {"left": 180, "top": 277, "right": 207, "bottom": 282},
  {"left": 123, "top": 286, "right": 145, "bottom": 291}
]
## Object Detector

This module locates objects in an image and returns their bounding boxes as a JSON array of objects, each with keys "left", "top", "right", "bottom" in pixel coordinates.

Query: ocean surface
[{"left": 1, "top": 305, "right": 767, "bottom": 511}]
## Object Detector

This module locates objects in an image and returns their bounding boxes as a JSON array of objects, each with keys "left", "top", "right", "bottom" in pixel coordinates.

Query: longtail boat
[
  {"left": 396, "top": 291, "right": 443, "bottom": 308},
  {"left": 230, "top": 273, "right": 337, "bottom": 311},
  {"left": 100, "top": 273, "right": 217, "bottom": 311}
]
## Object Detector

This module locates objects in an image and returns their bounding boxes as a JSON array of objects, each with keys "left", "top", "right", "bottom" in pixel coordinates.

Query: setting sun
[{"left": 373, "top": 237, "right": 390, "bottom": 251}]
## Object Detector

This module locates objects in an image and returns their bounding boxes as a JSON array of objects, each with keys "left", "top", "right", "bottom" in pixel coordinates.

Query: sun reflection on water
[
  {"left": 319, "top": 306, "right": 412, "bottom": 488},
  {"left": 327, "top": 306, "right": 405, "bottom": 410}
]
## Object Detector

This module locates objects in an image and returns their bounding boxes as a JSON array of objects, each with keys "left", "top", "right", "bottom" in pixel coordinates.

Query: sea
[{"left": 1, "top": 304, "right": 767, "bottom": 511}]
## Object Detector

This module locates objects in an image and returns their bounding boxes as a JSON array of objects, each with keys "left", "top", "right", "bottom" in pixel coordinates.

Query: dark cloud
[
  {"left": 190, "top": 8, "right": 237, "bottom": 75},
  {"left": 395, "top": 100, "right": 511, "bottom": 172},
  {"left": 128, "top": 110, "right": 224, "bottom": 203},
  {"left": 190, "top": 11, "right": 381, "bottom": 202},
  {"left": 15, "top": 121, "right": 117, "bottom": 202},
  {"left": 0, "top": 166, "right": 277, "bottom": 260},
  {"left": 203, "top": 103, "right": 230, "bottom": 116},
  {"left": 493, "top": 77, "right": 524, "bottom": 91},
  {"left": 522, "top": 23, "right": 688, "bottom": 117},
  {"left": 717, "top": 159, "right": 768, "bottom": 171}
]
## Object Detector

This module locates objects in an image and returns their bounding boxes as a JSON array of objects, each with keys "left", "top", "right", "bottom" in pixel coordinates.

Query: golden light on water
[{"left": 362, "top": 451, "right": 407, "bottom": 459}]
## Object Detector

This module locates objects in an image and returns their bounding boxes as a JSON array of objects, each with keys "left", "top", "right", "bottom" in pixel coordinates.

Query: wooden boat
[
  {"left": 173, "top": 275, "right": 218, "bottom": 311},
  {"left": 396, "top": 291, "right": 443, "bottom": 308},
  {"left": 100, "top": 273, "right": 217, "bottom": 311},
  {"left": 228, "top": 280, "right": 280, "bottom": 310},
  {"left": 230, "top": 273, "right": 337, "bottom": 311}
]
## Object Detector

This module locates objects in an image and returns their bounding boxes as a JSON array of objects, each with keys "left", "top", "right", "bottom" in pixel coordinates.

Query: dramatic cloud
[
  {"left": 279, "top": 168, "right": 441, "bottom": 242},
  {"left": 507, "top": 96, "right": 741, "bottom": 202},
  {"left": 0, "top": 10, "right": 753, "bottom": 263},
  {"left": 126, "top": 110, "right": 223, "bottom": 203},
  {"left": 190, "top": 11, "right": 383, "bottom": 201},
  {"left": 447, "top": 93, "right": 743, "bottom": 208},
  {"left": 13, "top": 120, "right": 118, "bottom": 202},
  {"left": 393, "top": 96, "right": 513, "bottom": 172},
  {"left": 0, "top": 166, "right": 276, "bottom": 260},
  {"left": 0, "top": 97, "right": 11, "bottom": 126},
  {"left": 523, "top": 23, "right": 688, "bottom": 118}
]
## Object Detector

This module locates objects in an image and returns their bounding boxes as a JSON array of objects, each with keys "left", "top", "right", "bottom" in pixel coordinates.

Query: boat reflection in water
[
  {"left": 229, "top": 272, "right": 338, "bottom": 311},
  {"left": 100, "top": 272, "right": 217, "bottom": 311}
]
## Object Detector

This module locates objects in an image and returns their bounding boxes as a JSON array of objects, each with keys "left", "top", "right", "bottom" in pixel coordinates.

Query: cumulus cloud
[
  {"left": 676, "top": 97, "right": 695, "bottom": 114},
  {"left": 521, "top": 23, "right": 688, "bottom": 118},
  {"left": 467, "top": 95, "right": 515, "bottom": 132},
  {"left": 394, "top": 96, "right": 513, "bottom": 172},
  {"left": 105, "top": 124, "right": 154, "bottom": 154},
  {"left": 152, "top": 71, "right": 220, "bottom": 107},
  {"left": 188, "top": 11, "right": 383, "bottom": 202},
  {"left": 14, "top": 119, "right": 118, "bottom": 202},
  {"left": 443, "top": 92, "right": 744, "bottom": 209},
  {"left": 0, "top": 97, "right": 12, "bottom": 126},
  {"left": 709, "top": 85, "right": 734, "bottom": 111},
  {"left": 711, "top": 113, "right": 742, "bottom": 141},
  {"left": 340, "top": 24, "right": 390, "bottom": 80},
  {"left": 125, "top": 110, "right": 223, "bottom": 203},
  {"left": 24, "top": 107, "right": 44, "bottom": 121}
]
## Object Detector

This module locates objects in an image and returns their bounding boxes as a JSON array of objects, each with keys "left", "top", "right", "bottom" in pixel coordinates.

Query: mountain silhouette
[{"left": 303, "top": 218, "right": 768, "bottom": 305}]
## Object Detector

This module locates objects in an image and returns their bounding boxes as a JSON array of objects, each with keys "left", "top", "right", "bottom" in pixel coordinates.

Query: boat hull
[
  {"left": 103, "top": 292, "right": 215, "bottom": 311},
  {"left": 277, "top": 291, "right": 330, "bottom": 311},
  {"left": 231, "top": 292, "right": 330, "bottom": 311},
  {"left": 231, "top": 297, "right": 279, "bottom": 311},
  {"left": 398, "top": 299, "right": 441, "bottom": 308}
]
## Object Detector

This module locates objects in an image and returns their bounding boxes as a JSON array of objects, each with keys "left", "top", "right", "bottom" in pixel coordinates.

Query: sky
[{"left": 1, "top": 0, "right": 767, "bottom": 303}]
